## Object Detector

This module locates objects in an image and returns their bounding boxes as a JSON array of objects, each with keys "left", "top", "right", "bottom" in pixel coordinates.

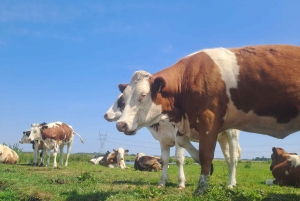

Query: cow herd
[{"left": 2, "top": 44, "right": 300, "bottom": 196}]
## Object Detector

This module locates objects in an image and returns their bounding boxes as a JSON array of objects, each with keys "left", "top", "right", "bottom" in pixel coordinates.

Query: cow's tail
[{"left": 73, "top": 132, "right": 84, "bottom": 143}]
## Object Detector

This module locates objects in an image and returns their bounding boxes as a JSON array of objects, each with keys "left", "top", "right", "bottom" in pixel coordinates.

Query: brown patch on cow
[
  {"left": 150, "top": 51, "right": 228, "bottom": 132},
  {"left": 41, "top": 123, "right": 73, "bottom": 143},
  {"left": 229, "top": 45, "right": 300, "bottom": 123}
]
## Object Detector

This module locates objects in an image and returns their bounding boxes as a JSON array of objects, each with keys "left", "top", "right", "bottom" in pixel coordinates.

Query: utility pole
[{"left": 99, "top": 131, "right": 107, "bottom": 154}]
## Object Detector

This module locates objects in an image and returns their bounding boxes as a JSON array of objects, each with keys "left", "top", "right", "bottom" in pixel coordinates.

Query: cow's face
[
  {"left": 114, "top": 147, "right": 129, "bottom": 169},
  {"left": 104, "top": 93, "right": 125, "bottom": 122},
  {"left": 116, "top": 71, "right": 163, "bottom": 135},
  {"left": 19, "top": 130, "right": 31, "bottom": 144},
  {"left": 28, "top": 124, "right": 43, "bottom": 141},
  {"left": 270, "top": 147, "right": 290, "bottom": 170}
]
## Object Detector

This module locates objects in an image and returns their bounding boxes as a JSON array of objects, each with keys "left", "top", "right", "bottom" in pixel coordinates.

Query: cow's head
[
  {"left": 19, "top": 130, "right": 31, "bottom": 144},
  {"left": 116, "top": 70, "right": 165, "bottom": 135},
  {"left": 270, "top": 147, "right": 293, "bottom": 170},
  {"left": 113, "top": 147, "right": 129, "bottom": 169},
  {"left": 104, "top": 92, "right": 126, "bottom": 122},
  {"left": 28, "top": 123, "right": 44, "bottom": 141}
]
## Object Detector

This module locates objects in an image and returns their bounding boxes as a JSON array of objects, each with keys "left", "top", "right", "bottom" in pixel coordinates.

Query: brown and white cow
[
  {"left": 28, "top": 121, "right": 84, "bottom": 167},
  {"left": 104, "top": 92, "right": 241, "bottom": 189},
  {"left": 270, "top": 147, "right": 300, "bottom": 186},
  {"left": 100, "top": 148, "right": 129, "bottom": 169},
  {"left": 0, "top": 144, "right": 19, "bottom": 164},
  {"left": 115, "top": 45, "right": 300, "bottom": 195},
  {"left": 134, "top": 153, "right": 162, "bottom": 172},
  {"left": 19, "top": 130, "right": 47, "bottom": 166}
]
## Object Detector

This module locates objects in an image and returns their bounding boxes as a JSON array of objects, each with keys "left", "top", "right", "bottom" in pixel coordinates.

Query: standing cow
[
  {"left": 19, "top": 130, "right": 47, "bottom": 166},
  {"left": 28, "top": 121, "right": 84, "bottom": 167},
  {"left": 0, "top": 144, "right": 19, "bottom": 164},
  {"left": 115, "top": 45, "right": 300, "bottom": 195},
  {"left": 104, "top": 92, "right": 241, "bottom": 188}
]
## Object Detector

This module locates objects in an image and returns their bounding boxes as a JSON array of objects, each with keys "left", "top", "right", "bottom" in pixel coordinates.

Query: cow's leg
[
  {"left": 174, "top": 139, "right": 186, "bottom": 189},
  {"left": 217, "top": 130, "right": 239, "bottom": 188},
  {"left": 65, "top": 142, "right": 73, "bottom": 166},
  {"left": 53, "top": 144, "right": 59, "bottom": 168},
  {"left": 59, "top": 144, "right": 64, "bottom": 166},
  {"left": 46, "top": 149, "right": 51, "bottom": 167},
  {"left": 32, "top": 142, "right": 38, "bottom": 166},
  {"left": 193, "top": 112, "right": 220, "bottom": 196},
  {"left": 176, "top": 134, "right": 199, "bottom": 163},
  {"left": 157, "top": 144, "right": 170, "bottom": 188},
  {"left": 39, "top": 148, "right": 45, "bottom": 166}
]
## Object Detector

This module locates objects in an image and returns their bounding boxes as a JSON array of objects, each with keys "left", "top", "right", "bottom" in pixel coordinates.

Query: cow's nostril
[
  {"left": 104, "top": 113, "right": 108, "bottom": 119},
  {"left": 116, "top": 122, "right": 127, "bottom": 132}
]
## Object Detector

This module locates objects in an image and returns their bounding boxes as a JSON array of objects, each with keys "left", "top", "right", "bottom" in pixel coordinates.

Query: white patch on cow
[
  {"left": 289, "top": 155, "right": 300, "bottom": 168},
  {"left": 202, "top": 48, "right": 239, "bottom": 99},
  {"left": 206, "top": 131, "right": 209, "bottom": 135},
  {"left": 47, "top": 121, "right": 62, "bottom": 128},
  {"left": 285, "top": 170, "right": 289, "bottom": 175}
]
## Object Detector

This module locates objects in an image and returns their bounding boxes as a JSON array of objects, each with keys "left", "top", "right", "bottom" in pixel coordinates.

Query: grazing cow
[
  {"left": 115, "top": 44, "right": 300, "bottom": 195},
  {"left": 270, "top": 147, "right": 300, "bottom": 186},
  {"left": 100, "top": 148, "right": 129, "bottom": 169},
  {"left": 28, "top": 121, "right": 84, "bottom": 167},
  {"left": 104, "top": 92, "right": 241, "bottom": 189},
  {"left": 19, "top": 130, "right": 47, "bottom": 166},
  {"left": 89, "top": 155, "right": 104, "bottom": 165},
  {"left": 134, "top": 153, "right": 162, "bottom": 172},
  {"left": 0, "top": 144, "right": 19, "bottom": 164}
]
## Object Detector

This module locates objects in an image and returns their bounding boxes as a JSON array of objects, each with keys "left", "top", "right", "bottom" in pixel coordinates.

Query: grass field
[{"left": 1, "top": 152, "right": 300, "bottom": 201}]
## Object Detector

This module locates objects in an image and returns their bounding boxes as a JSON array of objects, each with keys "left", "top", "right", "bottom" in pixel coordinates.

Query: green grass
[{"left": 1, "top": 153, "right": 300, "bottom": 201}]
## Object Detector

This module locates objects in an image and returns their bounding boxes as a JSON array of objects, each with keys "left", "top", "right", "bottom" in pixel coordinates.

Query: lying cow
[
  {"left": 28, "top": 121, "right": 84, "bottom": 167},
  {"left": 134, "top": 153, "right": 162, "bottom": 172},
  {"left": 0, "top": 144, "right": 19, "bottom": 164},
  {"left": 100, "top": 148, "right": 129, "bottom": 169},
  {"left": 270, "top": 147, "right": 300, "bottom": 186},
  {"left": 89, "top": 155, "right": 104, "bottom": 165},
  {"left": 104, "top": 92, "right": 241, "bottom": 189},
  {"left": 19, "top": 129, "right": 47, "bottom": 166},
  {"left": 115, "top": 44, "right": 300, "bottom": 195}
]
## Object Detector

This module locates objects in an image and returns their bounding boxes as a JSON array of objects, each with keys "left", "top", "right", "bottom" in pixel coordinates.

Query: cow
[
  {"left": 0, "top": 144, "right": 19, "bottom": 164},
  {"left": 89, "top": 155, "right": 104, "bottom": 165},
  {"left": 134, "top": 153, "right": 162, "bottom": 172},
  {"left": 100, "top": 148, "right": 129, "bottom": 169},
  {"left": 104, "top": 92, "right": 242, "bottom": 189},
  {"left": 270, "top": 147, "right": 300, "bottom": 186},
  {"left": 28, "top": 121, "right": 84, "bottom": 167},
  {"left": 115, "top": 44, "right": 300, "bottom": 195},
  {"left": 19, "top": 130, "right": 47, "bottom": 166}
]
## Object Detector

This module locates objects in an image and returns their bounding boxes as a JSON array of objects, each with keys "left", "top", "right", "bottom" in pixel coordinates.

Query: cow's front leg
[
  {"left": 157, "top": 144, "right": 170, "bottom": 188},
  {"left": 174, "top": 138, "right": 186, "bottom": 189},
  {"left": 53, "top": 144, "right": 59, "bottom": 168},
  {"left": 59, "top": 144, "right": 64, "bottom": 166}
]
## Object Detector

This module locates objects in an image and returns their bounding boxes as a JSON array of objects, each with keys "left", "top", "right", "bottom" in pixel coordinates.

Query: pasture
[{"left": 1, "top": 153, "right": 300, "bottom": 201}]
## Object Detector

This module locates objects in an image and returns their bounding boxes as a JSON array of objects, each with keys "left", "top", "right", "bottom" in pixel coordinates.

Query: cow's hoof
[
  {"left": 177, "top": 186, "right": 185, "bottom": 190},
  {"left": 157, "top": 184, "right": 164, "bottom": 188},
  {"left": 193, "top": 187, "right": 207, "bottom": 196}
]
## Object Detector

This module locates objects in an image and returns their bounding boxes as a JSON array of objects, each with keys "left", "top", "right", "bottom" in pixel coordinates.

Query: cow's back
[
  {"left": 0, "top": 145, "right": 19, "bottom": 164},
  {"left": 41, "top": 123, "right": 74, "bottom": 143}
]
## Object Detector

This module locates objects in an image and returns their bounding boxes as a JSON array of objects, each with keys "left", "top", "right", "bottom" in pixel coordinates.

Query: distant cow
[
  {"left": 115, "top": 44, "right": 300, "bottom": 195},
  {"left": 19, "top": 129, "right": 47, "bottom": 166},
  {"left": 134, "top": 153, "right": 162, "bottom": 172},
  {"left": 270, "top": 147, "right": 300, "bottom": 186},
  {"left": 100, "top": 148, "right": 129, "bottom": 169},
  {"left": 28, "top": 121, "right": 84, "bottom": 167},
  {"left": 0, "top": 144, "right": 19, "bottom": 164},
  {"left": 89, "top": 155, "right": 104, "bottom": 165}
]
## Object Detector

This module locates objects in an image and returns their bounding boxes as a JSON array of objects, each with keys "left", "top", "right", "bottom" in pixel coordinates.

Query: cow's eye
[{"left": 139, "top": 93, "right": 147, "bottom": 102}]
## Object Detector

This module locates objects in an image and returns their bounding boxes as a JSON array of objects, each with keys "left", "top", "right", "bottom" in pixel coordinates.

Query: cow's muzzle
[
  {"left": 116, "top": 122, "right": 136, "bottom": 135},
  {"left": 104, "top": 113, "right": 113, "bottom": 122}
]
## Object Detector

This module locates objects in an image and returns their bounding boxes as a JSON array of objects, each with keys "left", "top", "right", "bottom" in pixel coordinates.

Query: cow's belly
[{"left": 222, "top": 102, "right": 300, "bottom": 139}]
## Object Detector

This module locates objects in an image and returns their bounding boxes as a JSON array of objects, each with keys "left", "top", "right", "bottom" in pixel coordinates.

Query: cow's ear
[
  {"left": 272, "top": 147, "right": 276, "bottom": 153},
  {"left": 151, "top": 76, "right": 166, "bottom": 94},
  {"left": 125, "top": 149, "right": 129, "bottom": 153},
  {"left": 113, "top": 149, "right": 117, "bottom": 152},
  {"left": 41, "top": 126, "right": 48, "bottom": 129},
  {"left": 118, "top": 84, "right": 128, "bottom": 93}
]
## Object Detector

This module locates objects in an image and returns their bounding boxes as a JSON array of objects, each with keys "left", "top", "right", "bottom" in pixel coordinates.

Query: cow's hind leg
[
  {"left": 65, "top": 142, "right": 73, "bottom": 166},
  {"left": 59, "top": 144, "right": 64, "bottom": 166},
  {"left": 157, "top": 144, "right": 170, "bottom": 188},
  {"left": 174, "top": 136, "right": 186, "bottom": 189}
]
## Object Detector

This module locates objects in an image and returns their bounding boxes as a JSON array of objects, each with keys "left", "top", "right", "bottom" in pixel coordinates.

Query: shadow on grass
[
  {"left": 61, "top": 190, "right": 119, "bottom": 201},
  {"left": 262, "top": 193, "right": 300, "bottom": 201}
]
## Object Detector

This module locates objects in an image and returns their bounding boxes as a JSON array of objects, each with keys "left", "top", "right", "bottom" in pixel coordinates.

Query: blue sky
[{"left": 1, "top": 1, "right": 300, "bottom": 159}]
